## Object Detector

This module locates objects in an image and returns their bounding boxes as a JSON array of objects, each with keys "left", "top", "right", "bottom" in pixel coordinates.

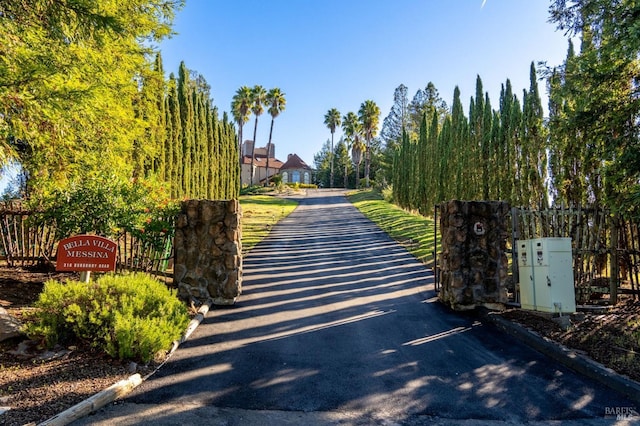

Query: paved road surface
[{"left": 77, "top": 190, "right": 635, "bottom": 425}]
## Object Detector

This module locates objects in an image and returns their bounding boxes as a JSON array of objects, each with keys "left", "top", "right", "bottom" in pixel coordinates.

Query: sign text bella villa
[{"left": 56, "top": 235, "right": 117, "bottom": 272}]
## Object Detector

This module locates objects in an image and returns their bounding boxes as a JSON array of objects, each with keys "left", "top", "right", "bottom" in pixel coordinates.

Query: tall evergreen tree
[
  {"left": 177, "top": 62, "right": 194, "bottom": 196},
  {"left": 469, "top": 76, "right": 486, "bottom": 199},
  {"left": 548, "top": 1, "right": 640, "bottom": 214},
  {"left": 333, "top": 137, "right": 352, "bottom": 188},
  {"left": 450, "top": 86, "right": 469, "bottom": 198},
  {"left": 407, "top": 83, "right": 448, "bottom": 139},
  {"left": 380, "top": 84, "right": 410, "bottom": 185},
  {"left": 427, "top": 109, "right": 440, "bottom": 207},
  {"left": 522, "top": 62, "right": 548, "bottom": 208},
  {"left": 166, "top": 74, "right": 182, "bottom": 199},
  {"left": 415, "top": 115, "right": 431, "bottom": 214},
  {"left": 436, "top": 116, "right": 452, "bottom": 204},
  {"left": 313, "top": 139, "right": 332, "bottom": 188},
  {"left": 498, "top": 80, "right": 516, "bottom": 203},
  {"left": 481, "top": 94, "right": 494, "bottom": 200},
  {"left": 153, "top": 53, "right": 168, "bottom": 181},
  {"left": 408, "top": 88, "right": 427, "bottom": 139},
  {"left": 381, "top": 84, "right": 410, "bottom": 151}
]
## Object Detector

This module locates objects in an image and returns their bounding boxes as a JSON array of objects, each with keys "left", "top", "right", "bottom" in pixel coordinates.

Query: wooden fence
[
  {"left": 0, "top": 207, "right": 174, "bottom": 277},
  {"left": 511, "top": 206, "right": 639, "bottom": 304}
]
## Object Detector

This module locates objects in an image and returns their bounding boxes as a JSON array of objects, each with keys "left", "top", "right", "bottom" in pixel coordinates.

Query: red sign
[{"left": 56, "top": 235, "right": 117, "bottom": 272}]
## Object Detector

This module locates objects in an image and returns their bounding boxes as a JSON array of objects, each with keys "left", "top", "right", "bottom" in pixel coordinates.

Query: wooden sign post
[{"left": 56, "top": 235, "right": 118, "bottom": 282}]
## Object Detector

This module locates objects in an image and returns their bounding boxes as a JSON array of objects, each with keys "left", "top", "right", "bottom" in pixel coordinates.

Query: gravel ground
[
  {"left": 498, "top": 297, "right": 640, "bottom": 383},
  {"left": 0, "top": 342, "right": 138, "bottom": 425}
]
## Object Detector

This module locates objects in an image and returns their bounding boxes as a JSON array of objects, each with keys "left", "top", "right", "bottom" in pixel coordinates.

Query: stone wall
[
  {"left": 439, "top": 200, "right": 509, "bottom": 310},
  {"left": 174, "top": 199, "right": 242, "bottom": 305}
]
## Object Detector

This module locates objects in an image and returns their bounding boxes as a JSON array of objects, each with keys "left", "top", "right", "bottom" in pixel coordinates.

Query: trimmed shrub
[
  {"left": 285, "top": 183, "right": 317, "bottom": 189},
  {"left": 24, "top": 273, "right": 190, "bottom": 363}
]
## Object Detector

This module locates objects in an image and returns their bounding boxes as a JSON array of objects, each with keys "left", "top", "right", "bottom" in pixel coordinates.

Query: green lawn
[
  {"left": 347, "top": 189, "right": 436, "bottom": 267},
  {"left": 240, "top": 195, "right": 298, "bottom": 253}
]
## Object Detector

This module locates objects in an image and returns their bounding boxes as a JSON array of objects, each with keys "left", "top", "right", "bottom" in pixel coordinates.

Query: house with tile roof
[
  {"left": 280, "top": 153, "right": 313, "bottom": 185},
  {"left": 241, "top": 155, "right": 284, "bottom": 185},
  {"left": 241, "top": 140, "right": 311, "bottom": 186}
]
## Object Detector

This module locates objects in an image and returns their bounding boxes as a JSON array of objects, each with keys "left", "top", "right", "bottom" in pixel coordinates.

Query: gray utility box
[{"left": 517, "top": 237, "right": 576, "bottom": 313}]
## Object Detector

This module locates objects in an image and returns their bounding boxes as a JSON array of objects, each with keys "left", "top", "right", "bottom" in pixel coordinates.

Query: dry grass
[{"left": 240, "top": 195, "right": 298, "bottom": 254}]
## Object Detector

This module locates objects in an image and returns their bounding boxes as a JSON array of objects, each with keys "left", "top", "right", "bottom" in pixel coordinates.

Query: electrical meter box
[
  {"left": 516, "top": 237, "right": 576, "bottom": 313},
  {"left": 517, "top": 239, "right": 535, "bottom": 310}
]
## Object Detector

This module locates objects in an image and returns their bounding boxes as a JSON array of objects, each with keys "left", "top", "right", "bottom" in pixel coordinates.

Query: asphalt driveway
[{"left": 76, "top": 190, "right": 635, "bottom": 425}]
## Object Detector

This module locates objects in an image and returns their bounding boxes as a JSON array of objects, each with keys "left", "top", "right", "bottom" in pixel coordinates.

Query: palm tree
[
  {"left": 342, "top": 111, "right": 364, "bottom": 188},
  {"left": 324, "top": 108, "right": 341, "bottom": 188},
  {"left": 358, "top": 100, "right": 380, "bottom": 188},
  {"left": 249, "top": 85, "right": 267, "bottom": 186},
  {"left": 265, "top": 88, "right": 286, "bottom": 186},
  {"left": 231, "top": 86, "right": 252, "bottom": 184}
]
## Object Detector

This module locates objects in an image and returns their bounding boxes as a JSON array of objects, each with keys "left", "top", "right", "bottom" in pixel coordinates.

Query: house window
[
  {"left": 292, "top": 171, "right": 300, "bottom": 183},
  {"left": 282, "top": 171, "right": 288, "bottom": 184},
  {"left": 304, "top": 172, "right": 310, "bottom": 184}
]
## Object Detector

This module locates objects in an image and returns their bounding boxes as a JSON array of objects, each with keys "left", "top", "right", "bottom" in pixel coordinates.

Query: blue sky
[{"left": 158, "top": 0, "right": 572, "bottom": 166}]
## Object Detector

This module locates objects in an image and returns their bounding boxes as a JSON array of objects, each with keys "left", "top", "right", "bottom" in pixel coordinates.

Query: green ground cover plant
[
  {"left": 347, "top": 189, "right": 435, "bottom": 267},
  {"left": 286, "top": 183, "right": 318, "bottom": 189},
  {"left": 240, "top": 195, "right": 298, "bottom": 253},
  {"left": 23, "top": 273, "right": 190, "bottom": 363}
]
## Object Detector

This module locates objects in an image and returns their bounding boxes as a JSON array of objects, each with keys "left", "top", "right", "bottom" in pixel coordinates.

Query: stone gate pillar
[
  {"left": 174, "top": 199, "right": 242, "bottom": 305},
  {"left": 439, "top": 200, "right": 509, "bottom": 310}
]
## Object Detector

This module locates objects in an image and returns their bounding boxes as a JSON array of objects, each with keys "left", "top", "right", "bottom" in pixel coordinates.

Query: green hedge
[{"left": 286, "top": 182, "right": 317, "bottom": 189}]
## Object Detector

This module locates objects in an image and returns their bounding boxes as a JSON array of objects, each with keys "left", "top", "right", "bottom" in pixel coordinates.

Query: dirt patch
[
  {"left": 498, "top": 299, "right": 640, "bottom": 383},
  {"left": 0, "top": 265, "right": 163, "bottom": 426},
  {"left": 0, "top": 264, "right": 76, "bottom": 310}
]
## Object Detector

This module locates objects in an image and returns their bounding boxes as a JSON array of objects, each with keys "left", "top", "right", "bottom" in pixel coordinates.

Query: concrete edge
[
  {"left": 37, "top": 300, "right": 213, "bottom": 426},
  {"left": 480, "top": 309, "right": 640, "bottom": 405}
]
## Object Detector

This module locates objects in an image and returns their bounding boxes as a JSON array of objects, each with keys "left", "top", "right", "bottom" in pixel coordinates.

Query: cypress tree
[
  {"left": 470, "top": 76, "right": 485, "bottom": 199},
  {"left": 153, "top": 53, "right": 167, "bottom": 180},
  {"left": 481, "top": 94, "right": 493, "bottom": 200},
  {"left": 416, "top": 113, "right": 430, "bottom": 215},
  {"left": 489, "top": 110, "right": 501, "bottom": 200},
  {"left": 427, "top": 109, "right": 440, "bottom": 209},
  {"left": 450, "top": 86, "right": 468, "bottom": 199},
  {"left": 521, "top": 68, "right": 549, "bottom": 210},
  {"left": 511, "top": 94, "right": 524, "bottom": 205},
  {"left": 398, "top": 130, "right": 411, "bottom": 208},
  {"left": 437, "top": 116, "right": 452, "bottom": 204},
  {"left": 191, "top": 90, "right": 201, "bottom": 197},
  {"left": 498, "top": 81, "right": 515, "bottom": 203},
  {"left": 196, "top": 91, "right": 207, "bottom": 197},
  {"left": 178, "top": 62, "right": 193, "bottom": 197},
  {"left": 547, "top": 40, "right": 592, "bottom": 207},
  {"left": 229, "top": 115, "right": 240, "bottom": 198},
  {"left": 207, "top": 105, "right": 217, "bottom": 199},
  {"left": 167, "top": 74, "right": 182, "bottom": 199}
]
